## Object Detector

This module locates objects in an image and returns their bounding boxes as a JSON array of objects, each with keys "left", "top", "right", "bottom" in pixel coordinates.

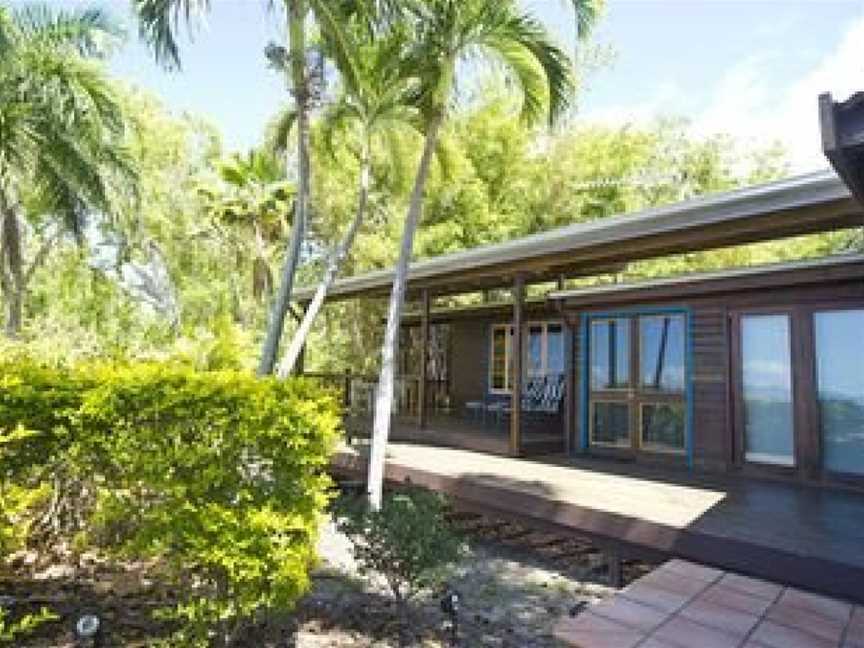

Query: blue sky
[{"left": 19, "top": 0, "right": 864, "bottom": 171}]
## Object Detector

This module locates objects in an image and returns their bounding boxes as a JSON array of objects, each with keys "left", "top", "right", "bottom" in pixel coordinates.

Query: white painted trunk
[
  {"left": 257, "top": 0, "right": 310, "bottom": 376},
  {"left": 367, "top": 115, "right": 444, "bottom": 510},
  {"left": 276, "top": 144, "right": 371, "bottom": 379}
]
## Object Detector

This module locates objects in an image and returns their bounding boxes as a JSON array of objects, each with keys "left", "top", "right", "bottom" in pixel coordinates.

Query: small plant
[
  {"left": 0, "top": 606, "right": 58, "bottom": 645},
  {"left": 335, "top": 489, "right": 465, "bottom": 626}
]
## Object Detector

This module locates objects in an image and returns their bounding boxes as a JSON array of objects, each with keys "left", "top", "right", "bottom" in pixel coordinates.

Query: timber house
[{"left": 298, "top": 92, "right": 864, "bottom": 602}]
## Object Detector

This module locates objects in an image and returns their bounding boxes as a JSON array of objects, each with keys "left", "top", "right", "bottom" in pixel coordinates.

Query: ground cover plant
[{"left": 0, "top": 357, "right": 340, "bottom": 646}]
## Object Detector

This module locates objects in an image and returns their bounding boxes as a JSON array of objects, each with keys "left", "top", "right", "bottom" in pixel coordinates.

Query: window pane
[
  {"left": 591, "top": 318, "right": 630, "bottom": 389},
  {"left": 641, "top": 403, "right": 685, "bottom": 451},
  {"left": 491, "top": 327, "right": 507, "bottom": 390},
  {"left": 741, "top": 315, "right": 794, "bottom": 466},
  {"left": 592, "top": 402, "right": 630, "bottom": 446},
  {"left": 640, "top": 315, "right": 686, "bottom": 393},
  {"left": 547, "top": 323, "right": 564, "bottom": 375},
  {"left": 527, "top": 325, "right": 544, "bottom": 376},
  {"left": 815, "top": 310, "right": 864, "bottom": 476}
]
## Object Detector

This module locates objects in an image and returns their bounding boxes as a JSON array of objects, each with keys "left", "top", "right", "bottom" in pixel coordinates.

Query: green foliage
[
  {"left": 0, "top": 357, "right": 341, "bottom": 644},
  {"left": 335, "top": 489, "right": 465, "bottom": 606},
  {"left": 0, "top": 606, "right": 58, "bottom": 645}
]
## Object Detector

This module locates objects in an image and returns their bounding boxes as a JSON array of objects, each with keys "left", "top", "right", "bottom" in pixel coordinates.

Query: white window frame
[{"left": 489, "top": 321, "right": 563, "bottom": 394}]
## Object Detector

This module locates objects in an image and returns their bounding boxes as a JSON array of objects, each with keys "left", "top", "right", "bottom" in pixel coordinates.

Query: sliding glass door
[
  {"left": 814, "top": 309, "right": 864, "bottom": 477},
  {"left": 587, "top": 313, "right": 688, "bottom": 455}
]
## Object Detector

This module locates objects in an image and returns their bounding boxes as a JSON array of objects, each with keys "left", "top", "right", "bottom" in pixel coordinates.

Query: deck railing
[{"left": 300, "top": 371, "right": 450, "bottom": 416}]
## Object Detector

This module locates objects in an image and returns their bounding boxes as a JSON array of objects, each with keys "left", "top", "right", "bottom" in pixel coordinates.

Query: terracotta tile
[
  {"left": 750, "top": 619, "right": 838, "bottom": 648},
  {"left": 699, "top": 583, "right": 774, "bottom": 616},
  {"left": 552, "top": 611, "right": 645, "bottom": 648},
  {"left": 640, "top": 569, "right": 716, "bottom": 598},
  {"left": 720, "top": 573, "right": 784, "bottom": 601},
  {"left": 766, "top": 600, "right": 846, "bottom": 643},
  {"left": 589, "top": 595, "right": 670, "bottom": 633},
  {"left": 663, "top": 559, "right": 724, "bottom": 583},
  {"left": 779, "top": 588, "right": 853, "bottom": 624},
  {"left": 639, "top": 638, "right": 686, "bottom": 648},
  {"left": 620, "top": 582, "right": 693, "bottom": 614},
  {"left": 679, "top": 597, "right": 760, "bottom": 637},
  {"left": 654, "top": 615, "right": 745, "bottom": 648}
]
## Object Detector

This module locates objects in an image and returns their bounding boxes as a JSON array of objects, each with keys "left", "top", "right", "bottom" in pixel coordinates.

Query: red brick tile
[
  {"left": 750, "top": 619, "right": 838, "bottom": 648},
  {"left": 699, "top": 583, "right": 774, "bottom": 616},
  {"left": 620, "top": 582, "right": 692, "bottom": 614},
  {"left": 589, "top": 595, "right": 670, "bottom": 633},
  {"left": 552, "top": 611, "right": 645, "bottom": 648},
  {"left": 654, "top": 615, "right": 745, "bottom": 648},
  {"left": 663, "top": 559, "right": 724, "bottom": 583},
  {"left": 778, "top": 588, "right": 853, "bottom": 623},
  {"left": 846, "top": 606, "right": 864, "bottom": 648},
  {"left": 766, "top": 600, "right": 846, "bottom": 643},
  {"left": 720, "top": 573, "right": 783, "bottom": 601},
  {"left": 640, "top": 569, "right": 716, "bottom": 598},
  {"left": 679, "top": 597, "right": 760, "bottom": 637}
]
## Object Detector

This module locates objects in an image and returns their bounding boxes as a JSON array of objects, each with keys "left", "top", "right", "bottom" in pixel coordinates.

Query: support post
[
  {"left": 418, "top": 289, "right": 430, "bottom": 429},
  {"left": 510, "top": 275, "right": 525, "bottom": 457}
]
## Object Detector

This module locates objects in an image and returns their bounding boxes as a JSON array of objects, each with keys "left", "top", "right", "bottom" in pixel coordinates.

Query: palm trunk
[
  {"left": 367, "top": 114, "right": 444, "bottom": 510},
  {"left": 257, "top": 0, "right": 310, "bottom": 376},
  {"left": 0, "top": 191, "right": 23, "bottom": 338},
  {"left": 276, "top": 140, "right": 371, "bottom": 379}
]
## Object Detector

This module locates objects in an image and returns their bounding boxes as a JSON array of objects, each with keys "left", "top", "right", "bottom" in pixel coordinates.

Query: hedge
[{"left": 0, "top": 358, "right": 340, "bottom": 645}]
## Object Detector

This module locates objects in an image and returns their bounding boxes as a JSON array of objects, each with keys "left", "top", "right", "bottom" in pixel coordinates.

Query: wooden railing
[{"left": 300, "top": 371, "right": 450, "bottom": 416}]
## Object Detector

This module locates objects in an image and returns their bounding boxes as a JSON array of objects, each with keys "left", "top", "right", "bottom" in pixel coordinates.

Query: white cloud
[{"left": 693, "top": 16, "right": 864, "bottom": 172}]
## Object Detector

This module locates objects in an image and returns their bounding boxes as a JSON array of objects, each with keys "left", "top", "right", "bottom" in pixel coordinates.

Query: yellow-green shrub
[{"left": 0, "top": 358, "right": 340, "bottom": 644}]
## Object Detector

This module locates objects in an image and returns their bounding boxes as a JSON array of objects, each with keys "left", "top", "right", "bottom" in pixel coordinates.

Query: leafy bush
[
  {"left": 0, "top": 357, "right": 340, "bottom": 645},
  {"left": 0, "top": 606, "right": 58, "bottom": 645},
  {"left": 335, "top": 489, "right": 465, "bottom": 613}
]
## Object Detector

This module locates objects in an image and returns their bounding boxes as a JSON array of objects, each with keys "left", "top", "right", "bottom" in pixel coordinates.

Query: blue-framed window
[{"left": 579, "top": 308, "right": 694, "bottom": 467}]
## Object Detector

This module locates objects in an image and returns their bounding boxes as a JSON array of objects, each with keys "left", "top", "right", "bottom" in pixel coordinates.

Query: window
[
  {"left": 641, "top": 403, "right": 685, "bottom": 451},
  {"left": 814, "top": 309, "right": 864, "bottom": 476},
  {"left": 741, "top": 314, "right": 795, "bottom": 466},
  {"left": 489, "top": 321, "right": 564, "bottom": 393},
  {"left": 591, "top": 402, "right": 631, "bottom": 447},
  {"left": 639, "top": 315, "right": 685, "bottom": 393},
  {"left": 590, "top": 318, "right": 630, "bottom": 390}
]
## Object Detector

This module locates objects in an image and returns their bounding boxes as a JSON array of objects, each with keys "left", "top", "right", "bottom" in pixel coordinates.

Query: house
[
  {"left": 294, "top": 93, "right": 864, "bottom": 601},
  {"left": 297, "top": 168, "right": 863, "bottom": 490}
]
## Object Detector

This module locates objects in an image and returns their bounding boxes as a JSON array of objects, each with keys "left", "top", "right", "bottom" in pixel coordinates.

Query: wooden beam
[
  {"left": 418, "top": 289, "right": 430, "bottom": 429},
  {"left": 510, "top": 275, "right": 525, "bottom": 457}
]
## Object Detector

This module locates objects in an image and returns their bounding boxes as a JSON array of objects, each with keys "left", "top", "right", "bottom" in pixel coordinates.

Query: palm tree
[
  {"left": 0, "top": 5, "right": 137, "bottom": 337},
  {"left": 366, "top": 0, "right": 576, "bottom": 509},
  {"left": 132, "top": 0, "right": 357, "bottom": 376},
  {"left": 273, "top": 30, "right": 421, "bottom": 378}
]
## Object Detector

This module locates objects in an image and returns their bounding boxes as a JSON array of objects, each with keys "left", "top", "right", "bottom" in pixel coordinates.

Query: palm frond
[
  {"left": 131, "top": 0, "right": 211, "bottom": 70},
  {"left": 264, "top": 107, "right": 298, "bottom": 156},
  {"left": 13, "top": 4, "right": 123, "bottom": 58}
]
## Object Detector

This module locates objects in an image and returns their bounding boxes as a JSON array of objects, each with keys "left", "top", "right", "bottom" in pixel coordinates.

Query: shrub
[
  {"left": 335, "top": 489, "right": 465, "bottom": 615},
  {"left": 0, "top": 358, "right": 341, "bottom": 646}
]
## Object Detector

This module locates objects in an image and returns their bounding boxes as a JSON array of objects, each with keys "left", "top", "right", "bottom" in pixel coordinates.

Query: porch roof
[{"left": 295, "top": 169, "right": 862, "bottom": 302}]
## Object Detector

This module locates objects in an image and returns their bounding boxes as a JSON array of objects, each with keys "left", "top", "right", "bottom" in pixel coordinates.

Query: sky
[{"left": 21, "top": 0, "right": 864, "bottom": 172}]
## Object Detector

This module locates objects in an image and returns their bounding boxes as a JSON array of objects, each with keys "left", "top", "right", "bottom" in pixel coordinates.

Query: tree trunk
[
  {"left": 367, "top": 114, "right": 444, "bottom": 510},
  {"left": 276, "top": 140, "right": 371, "bottom": 379},
  {"left": 257, "top": 0, "right": 310, "bottom": 376},
  {"left": 0, "top": 192, "right": 23, "bottom": 338}
]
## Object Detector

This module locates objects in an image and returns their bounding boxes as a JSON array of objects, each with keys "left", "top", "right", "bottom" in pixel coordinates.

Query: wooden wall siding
[
  {"left": 690, "top": 306, "right": 731, "bottom": 472},
  {"left": 449, "top": 318, "right": 488, "bottom": 410}
]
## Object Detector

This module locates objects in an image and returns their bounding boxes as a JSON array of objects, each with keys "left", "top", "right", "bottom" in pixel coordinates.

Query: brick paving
[{"left": 554, "top": 559, "right": 864, "bottom": 648}]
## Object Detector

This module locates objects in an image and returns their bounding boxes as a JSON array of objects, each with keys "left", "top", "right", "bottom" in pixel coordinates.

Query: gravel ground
[{"left": 289, "top": 519, "right": 631, "bottom": 647}]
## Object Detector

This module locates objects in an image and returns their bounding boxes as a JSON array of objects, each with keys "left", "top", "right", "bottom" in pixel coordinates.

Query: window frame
[{"left": 488, "top": 320, "right": 564, "bottom": 395}]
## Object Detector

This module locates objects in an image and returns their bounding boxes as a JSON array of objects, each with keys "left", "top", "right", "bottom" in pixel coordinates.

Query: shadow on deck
[{"left": 332, "top": 443, "right": 864, "bottom": 605}]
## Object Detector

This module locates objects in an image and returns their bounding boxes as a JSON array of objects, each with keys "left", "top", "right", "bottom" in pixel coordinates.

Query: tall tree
[
  {"left": 366, "top": 0, "right": 576, "bottom": 509},
  {"left": 0, "top": 4, "right": 137, "bottom": 337},
  {"left": 273, "top": 29, "right": 421, "bottom": 378},
  {"left": 132, "top": 0, "right": 356, "bottom": 375}
]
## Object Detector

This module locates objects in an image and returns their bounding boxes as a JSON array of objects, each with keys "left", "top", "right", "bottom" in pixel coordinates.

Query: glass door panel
[
  {"left": 814, "top": 309, "right": 864, "bottom": 476},
  {"left": 741, "top": 314, "right": 795, "bottom": 466},
  {"left": 589, "top": 318, "right": 632, "bottom": 447},
  {"left": 638, "top": 314, "right": 686, "bottom": 452}
]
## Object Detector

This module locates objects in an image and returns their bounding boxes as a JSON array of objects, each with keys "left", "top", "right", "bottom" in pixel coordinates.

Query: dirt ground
[{"left": 1, "top": 515, "right": 651, "bottom": 647}]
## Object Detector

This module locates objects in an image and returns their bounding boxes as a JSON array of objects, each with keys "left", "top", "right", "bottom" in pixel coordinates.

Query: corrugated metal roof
[{"left": 295, "top": 169, "right": 861, "bottom": 301}]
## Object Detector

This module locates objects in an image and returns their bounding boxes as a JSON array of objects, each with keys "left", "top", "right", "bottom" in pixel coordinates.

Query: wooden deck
[{"left": 332, "top": 443, "right": 864, "bottom": 604}]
